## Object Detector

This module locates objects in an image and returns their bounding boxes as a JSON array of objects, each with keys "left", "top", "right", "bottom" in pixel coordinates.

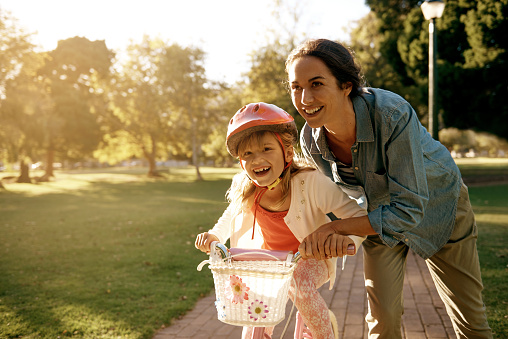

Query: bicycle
[{"left": 197, "top": 242, "right": 340, "bottom": 339}]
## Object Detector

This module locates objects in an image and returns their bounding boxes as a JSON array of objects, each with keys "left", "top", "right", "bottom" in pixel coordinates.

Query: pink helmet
[{"left": 226, "top": 103, "right": 297, "bottom": 157}]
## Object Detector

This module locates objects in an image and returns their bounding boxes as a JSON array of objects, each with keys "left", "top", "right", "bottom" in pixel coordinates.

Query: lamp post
[{"left": 421, "top": 0, "right": 445, "bottom": 141}]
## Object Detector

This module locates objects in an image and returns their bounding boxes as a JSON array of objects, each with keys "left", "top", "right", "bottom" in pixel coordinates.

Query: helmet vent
[{"left": 253, "top": 104, "right": 260, "bottom": 112}]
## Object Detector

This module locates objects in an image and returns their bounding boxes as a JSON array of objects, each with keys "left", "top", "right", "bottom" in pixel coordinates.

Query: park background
[{"left": 1, "top": 0, "right": 507, "bottom": 338}]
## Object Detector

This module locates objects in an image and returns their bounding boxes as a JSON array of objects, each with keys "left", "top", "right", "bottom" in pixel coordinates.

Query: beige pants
[{"left": 363, "top": 182, "right": 492, "bottom": 338}]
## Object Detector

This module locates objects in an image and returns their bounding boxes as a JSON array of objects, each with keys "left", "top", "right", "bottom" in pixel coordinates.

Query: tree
[
  {"left": 349, "top": 12, "right": 427, "bottom": 119},
  {"left": 243, "top": 41, "right": 300, "bottom": 125},
  {"left": 366, "top": 0, "right": 508, "bottom": 139},
  {"left": 243, "top": 1, "right": 311, "bottom": 134},
  {"left": 101, "top": 37, "right": 214, "bottom": 178},
  {"left": 0, "top": 10, "right": 42, "bottom": 183},
  {"left": 0, "top": 10, "right": 33, "bottom": 98},
  {"left": 1, "top": 52, "right": 49, "bottom": 183},
  {"left": 158, "top": 42, "right": 212, "bottom": 180},
  {"left": 201, "top": 86, "right": 243, "bottom": 167},
  {"left": 37, "top": 36, "right": 113, "bottom": 180},
  {"left": 99, "top": 37, "right": 176, "bottom": 177}
]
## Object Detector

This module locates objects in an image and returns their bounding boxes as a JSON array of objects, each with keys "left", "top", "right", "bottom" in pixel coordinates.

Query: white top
[{"left": 209, "top": 169, "right": 367, "bottom": 289}]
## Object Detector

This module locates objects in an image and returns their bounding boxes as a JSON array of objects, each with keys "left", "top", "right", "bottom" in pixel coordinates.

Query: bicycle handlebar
[
  {"left": 211, "top": 241, "right": 228, "bottom": 259},
  {"left": 210, "top": 241, "right": 302, "bottom": 263}
]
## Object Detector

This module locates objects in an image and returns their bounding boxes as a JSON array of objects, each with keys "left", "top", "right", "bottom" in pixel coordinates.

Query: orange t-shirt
[{"left": 254, "top": 204, "right": 300, "bottom": 253}]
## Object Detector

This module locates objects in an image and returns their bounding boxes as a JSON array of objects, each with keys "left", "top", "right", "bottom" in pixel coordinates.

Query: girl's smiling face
[
  {"left": 287, "top": 56, "right": 352, "bottom": 129},
  {"left": 239, "top": 132, "right": 292, "bottom": 188}
]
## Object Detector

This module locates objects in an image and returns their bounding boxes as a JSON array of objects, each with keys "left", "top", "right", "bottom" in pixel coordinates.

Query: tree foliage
[
  {"left": 0, "top": 10, "right": 42, "bottom": 182},
  {"left": 1, "top": 52, "right": 49, "bottom": 182},
  {"left": 0, "top": 10, "right": 33, "bottom": 97},
  {"left": 366, "top": 0, "right": 508, "bottom": 139},
  {"left": 100, "top": 37, "right": 215, "bottom": 178},
  {"left": 242, "top": 0, "right": 310, "bottom": 134},
  {"left": 36, "top": 36, "right": 113, "bottom": 180},
  {"left": 349, "top": 11, "right": 426, "bottom": 120}
]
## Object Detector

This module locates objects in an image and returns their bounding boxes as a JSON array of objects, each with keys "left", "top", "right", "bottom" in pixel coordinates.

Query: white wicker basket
[{"left": 203, "top": 248, "right": 297, "bottom": 327}]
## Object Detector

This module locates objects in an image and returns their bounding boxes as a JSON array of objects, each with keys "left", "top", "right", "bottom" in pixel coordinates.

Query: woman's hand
[
  {"left": 195, "top": 232, "right": 219, "bottom": 254},
  {"left": 299, "top": 232, "right": 355, "bottom": 260},
  {"left": 299, "top": 216, "right": 375, "bottom": 259}
]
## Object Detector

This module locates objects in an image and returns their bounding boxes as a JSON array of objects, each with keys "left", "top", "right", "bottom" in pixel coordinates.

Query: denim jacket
[{"left": 300, "top": 88, "right": 462, "bottom": 259}]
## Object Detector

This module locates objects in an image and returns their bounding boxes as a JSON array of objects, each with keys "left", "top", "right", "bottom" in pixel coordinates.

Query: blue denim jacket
[{"left": 300, "top": 88, "right": 462, "bottom": 259}]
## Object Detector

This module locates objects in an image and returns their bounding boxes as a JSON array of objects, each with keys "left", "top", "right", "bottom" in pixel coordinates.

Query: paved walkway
[{"left": 154, "top": 249, "right": 455, "bottom": 339}]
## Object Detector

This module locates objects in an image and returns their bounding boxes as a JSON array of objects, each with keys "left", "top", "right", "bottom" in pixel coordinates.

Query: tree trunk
[
  {"left": 147, "top": 154, "right": 162, "bottom": 177},
  {"left": 192, "top": 119, "right": 203, "bottom": 181},
  {"left": 143, "top": 140, "right": 162, "bottom": 178},
  {"left": 16, "top": 159, "right": 31, "bottom": 183},
  {"left": 39, "top": 147, "right": 55, "bottom": 182}
]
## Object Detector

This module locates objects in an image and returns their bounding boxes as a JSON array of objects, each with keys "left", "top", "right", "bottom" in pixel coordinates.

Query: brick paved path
[{"left": 154, "top": 249, "right": 455, "bottom": 339}]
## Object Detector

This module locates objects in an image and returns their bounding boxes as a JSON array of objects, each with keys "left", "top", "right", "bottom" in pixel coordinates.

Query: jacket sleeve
[
  {"left": 367, "top": 102, "right": 430, "bottom": 245},
  {"left": 208, "top": 203, "right": 235, "bottom": 244}
]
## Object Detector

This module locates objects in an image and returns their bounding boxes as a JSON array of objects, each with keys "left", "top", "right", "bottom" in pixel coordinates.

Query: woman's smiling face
[
  {"left": 288, "top": 56, "right": 351, "bottom": 129},
  {"left": 238, "top": 132, "right": 291, "bottom": 188}
]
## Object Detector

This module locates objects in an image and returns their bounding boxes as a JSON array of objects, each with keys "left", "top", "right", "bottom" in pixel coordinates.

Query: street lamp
[{"left": 421, "top": 0, "right": 445, "bottom": 141}]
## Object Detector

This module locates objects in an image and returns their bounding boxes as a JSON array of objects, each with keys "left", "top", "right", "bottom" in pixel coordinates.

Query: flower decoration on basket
[
  {"left": 248, "top": 299, "right": 269, "bottom": 321},
  {"left": 225, "top": 275, "right": 250, "bottom": 304},
  {"left": 214, "top": 298, "right": 226, "bottom": 319}
]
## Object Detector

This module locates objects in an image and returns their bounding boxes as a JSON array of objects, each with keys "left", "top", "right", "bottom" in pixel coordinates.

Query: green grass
[
  {"left": 0, "top": 167, "right": 240, "bottom": 338},
  {"left": 467, "top": 184, "right": 508, "bottom": 338},
  {"left": 0, "top": 162, "right": 507, "bottom": 338},
  {"left": 455, "top": 157, "right": 508, "bottom": 178},
  {"left": 455, "top": 158, "right": 508, "bottom": 337}
]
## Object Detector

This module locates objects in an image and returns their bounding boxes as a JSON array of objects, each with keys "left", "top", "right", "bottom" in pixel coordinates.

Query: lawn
[
  {"left": 0, "top": 167, "right": 239, "bottom": 338},
  {"left": 0, "top": 161, "right": 506, "bottom": 338},
  {"left": 466, "top": 184, "right": 508, "bottom": 338}
]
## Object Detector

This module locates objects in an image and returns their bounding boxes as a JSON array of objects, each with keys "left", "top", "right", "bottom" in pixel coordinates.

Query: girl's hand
[{"left": 195, "top": 232, "right": 219, "bottom": 254}]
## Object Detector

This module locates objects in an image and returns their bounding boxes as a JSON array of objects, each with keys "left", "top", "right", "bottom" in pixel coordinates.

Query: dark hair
[{"left": 285, "top": 39, "right": 364, "bottom": 98}]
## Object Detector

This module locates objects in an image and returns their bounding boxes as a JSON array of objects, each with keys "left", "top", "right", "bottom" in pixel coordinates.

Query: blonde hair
[{"left": 226, "top": 130, "right": 315, "bottom": 211}]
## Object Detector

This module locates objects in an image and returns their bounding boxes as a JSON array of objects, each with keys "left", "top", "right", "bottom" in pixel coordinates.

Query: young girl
[{"left": 195, "top": 102, "right": 367, "bottom": 339}]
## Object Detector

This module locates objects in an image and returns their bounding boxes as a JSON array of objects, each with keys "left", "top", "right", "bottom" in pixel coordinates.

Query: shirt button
[
  {"left": 405, "top": 238, "right": 409, "bottom": 242},
  {"left": 355, "top": 167, "right": 359, "bottom": 170},
  {"left": 353, "top": 149, "right": 357, "bottom": 153},
  {"left": 301, "top": 199, "right": 305, "bottom": 204},
  {"left": 301, "top": 180, "right": 305, "bottom": 185},
  {"left": 296, "top": 216, "right": 301, "bottom": 220}
]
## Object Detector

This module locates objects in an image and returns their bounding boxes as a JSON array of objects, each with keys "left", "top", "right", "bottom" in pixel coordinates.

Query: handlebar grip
[
  {"left": 347, "top": 244, "right": 356, "bottom": 255},
  {"left": 211, "top": 241, "right": 228, "bottom": 259},
  {"left": 292, "top": 252, "right": 302, "bottom": 263}
]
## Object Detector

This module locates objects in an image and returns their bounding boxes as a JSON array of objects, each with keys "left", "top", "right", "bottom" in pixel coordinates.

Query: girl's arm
[{"left": 195, "top": 203, "right": 235, "bottom": 253}]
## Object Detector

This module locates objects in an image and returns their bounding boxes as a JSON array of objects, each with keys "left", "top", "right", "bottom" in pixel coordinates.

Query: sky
[{"left": 0, "top": 0, "right": 370, "bottom": 84}]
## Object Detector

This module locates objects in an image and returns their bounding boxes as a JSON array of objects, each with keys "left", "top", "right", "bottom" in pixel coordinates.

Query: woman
[{"left": 285, "top": 38, "right": 492, "bottom": 338}]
